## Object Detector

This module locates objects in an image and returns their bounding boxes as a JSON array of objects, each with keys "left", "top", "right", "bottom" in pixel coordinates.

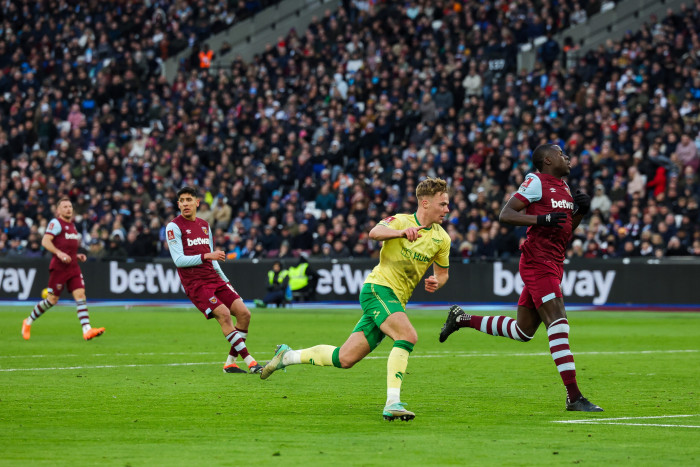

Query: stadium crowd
[{"left": 1, "top": 0, "right": 700, "bottom": 264}]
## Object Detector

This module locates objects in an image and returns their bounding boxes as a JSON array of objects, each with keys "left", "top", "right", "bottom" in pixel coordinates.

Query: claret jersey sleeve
[{"left": 166, "top": 222, "right": 204, "bottom": 268}]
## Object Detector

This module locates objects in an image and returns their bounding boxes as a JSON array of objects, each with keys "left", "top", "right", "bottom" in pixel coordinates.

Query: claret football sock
[
  {"left": 225, "top": 330, "right": 250, "bottom": 359},
  {"left": 547, "top": 318, "right": 582, "bottom": 403},
  {"left": 467, "top": 315, "right": 532, "bottom": 342},
  {"left": 76, "top": 300, "right": 91, "bottom": 331},
  {"left": 28, "top": 298, "right": 53, "bottom": 324}
]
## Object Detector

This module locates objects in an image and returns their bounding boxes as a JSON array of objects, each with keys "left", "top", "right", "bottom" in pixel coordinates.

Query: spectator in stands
[
  {"left": 590, "top": 184, "right": 612, "bottom": 217},
  {"left": 0, "top": 0, "right": 697, "bottom": 267}
]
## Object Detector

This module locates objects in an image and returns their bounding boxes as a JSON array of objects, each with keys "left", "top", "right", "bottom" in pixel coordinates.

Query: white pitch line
[
  {"left": 0, "top": 351, "right": 219, "bottom": 359},
  {"left": 1, "top": 349, "right": 696, "bottom": 360},
  {"left": 365, "top": 349, "right": 699, "bottom": 360},
  {"left": 554, "top": 414, "right": 700, "bottom": 429},
  {"left": 1, "top": 349, "right": 698, "bottom": 372},
  {"left": 558, "top": 414, "right": 698, "bottom": 421},
  {"left": 0, "top": 361, "right": 220, "bottom": 372},
  {"left": 566, "top": 422, "right": 700, "bottom": 428}
]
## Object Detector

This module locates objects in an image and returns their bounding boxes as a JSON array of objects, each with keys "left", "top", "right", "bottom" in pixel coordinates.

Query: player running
[
  {"left": 22, "top": 197, "right": 105, "bottom": 341},
  {"left": 260, "top": 177, "right": 451, "bottom": 421},
  {"left": 166, "top": 186, "right": 262, "bottom": 374},
  {"left": 439, "top": 144, "right": 603, "bottom": 412}
]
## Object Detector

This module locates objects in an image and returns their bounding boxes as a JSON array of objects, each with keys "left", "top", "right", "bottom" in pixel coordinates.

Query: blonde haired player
[{"left": 261, "top": 177, "right": 451, "bottom": 421}]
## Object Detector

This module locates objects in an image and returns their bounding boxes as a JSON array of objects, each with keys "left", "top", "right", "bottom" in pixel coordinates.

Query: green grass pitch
[{"left": 1, "top": 305, "right": 698, "bottom": 466}]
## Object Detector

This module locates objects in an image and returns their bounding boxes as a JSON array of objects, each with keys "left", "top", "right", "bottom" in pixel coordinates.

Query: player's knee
[
  {"left": 516, "top": 324, "right": 535, "bottom": 342},
  {"left": 401, "top": 329, "right": 418, "bottom": 345},
  {"left": 339, "top": 356, "right": 357, "bottom": 369}
]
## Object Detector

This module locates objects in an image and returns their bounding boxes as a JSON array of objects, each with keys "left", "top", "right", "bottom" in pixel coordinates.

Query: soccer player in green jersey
[{"left": 260, "top": 177, "right": 451, "bottom": 421}]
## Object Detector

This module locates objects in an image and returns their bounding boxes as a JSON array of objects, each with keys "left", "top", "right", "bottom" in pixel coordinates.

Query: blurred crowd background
[{"left": 1, "top": 0, "right": 699, "bottom": 264}]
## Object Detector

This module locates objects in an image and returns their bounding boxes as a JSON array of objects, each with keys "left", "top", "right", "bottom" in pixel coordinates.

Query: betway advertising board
[{"left": 1, "top": 259, "right": 699, "bottom": 306}]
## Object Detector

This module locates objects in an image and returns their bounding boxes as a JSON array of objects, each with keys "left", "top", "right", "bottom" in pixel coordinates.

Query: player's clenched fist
[{"left": 425, "top": 275, "right": 439, "bottom": 293}]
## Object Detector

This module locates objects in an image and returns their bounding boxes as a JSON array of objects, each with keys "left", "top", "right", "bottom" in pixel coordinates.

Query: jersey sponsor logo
[
  {"left": 202, "top": 226, "right": 208, "bottom": 236},
  {"left": 167, "top": 230, "right": 175, "bottom": 240},
  {"left": 186, "top": 237, "right": 209, "bottom": 246},
  {"left": 551, "top": 199, "right": 574, "bottom": 210},
  {"left": 400, "top": 246, "right": 431, "bottom": 263},
  {"left": 64, "top": 233, "right": 81, "bottom": 240}
]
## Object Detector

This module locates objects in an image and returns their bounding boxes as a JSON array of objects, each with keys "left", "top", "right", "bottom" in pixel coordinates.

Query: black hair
[
  {"left": 176, "top": 186, "right": 198, "bottom": 200},
  {"left": 532, "top": 144, "right": 559, "bottom": 171}
]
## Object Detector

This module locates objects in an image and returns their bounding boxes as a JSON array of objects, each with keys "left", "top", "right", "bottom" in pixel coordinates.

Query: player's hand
[
  {"left": 59, "top": 252, "right": 71, "bottom": 263},
  {"left": 536, "top": 212, "right": 567, "bottom": 228},
  {"left": 403, "top": 226, "right": 427, "bottom": 242},
  {"left": 573, "top": 190, "right": 591, "bottom": 216},
  {"left": 424, "top": 275, "right": 439, "bottom": 293},
  {"left": 205, "top": 250, "right": 226, "bottom": 261},
  {"left": 76, "top": 254, "right": 87, "bottom": 262}
]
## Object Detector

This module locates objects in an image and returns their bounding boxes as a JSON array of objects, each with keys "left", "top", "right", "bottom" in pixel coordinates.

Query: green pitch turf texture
[{"left": 1, "top": 306, "right": 698, "bottom": 466}]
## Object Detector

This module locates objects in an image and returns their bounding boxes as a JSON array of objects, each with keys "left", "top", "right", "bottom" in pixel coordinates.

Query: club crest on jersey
[
  {"left": 167, "top": 230, "right": 175, "bottom": 240},
  {"left": 202, "top": 226, "right": 208, "bottom": 236},
  {"left": 564, "top": 187, "right": 571, "bottom": 197},
  {"left": 209, "top": 296, "right": 217, "bottom": 304}
]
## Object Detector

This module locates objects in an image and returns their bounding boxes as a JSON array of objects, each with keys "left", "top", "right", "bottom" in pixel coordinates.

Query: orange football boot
[
  {"left": 83, "top": 327, "right": 105, "bottom": 341},
  {"left": 22, "top": 319, "right": 31, "bottom": 340}
]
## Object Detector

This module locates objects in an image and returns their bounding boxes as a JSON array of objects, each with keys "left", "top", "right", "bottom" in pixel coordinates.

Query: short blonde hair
[
  {"left": 56, "top": 196, "right": 72, "bottom": 207},
  {"left": 415, "top": 177, "right": 448, "bottom": 200}
]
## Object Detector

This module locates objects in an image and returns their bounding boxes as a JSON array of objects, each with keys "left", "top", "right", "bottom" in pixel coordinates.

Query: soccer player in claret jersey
[
  {"left": 439, "top": 144, "right": 603, "bottom": 412},
  {"left": 166, "top": 186, "right": 263, "bottom": 374},
  {"left": 261, "top": 177, "right": 452, "bottom": 421},
  {"left": 22, "top": 197, "right": 105, "bottom": 341}
]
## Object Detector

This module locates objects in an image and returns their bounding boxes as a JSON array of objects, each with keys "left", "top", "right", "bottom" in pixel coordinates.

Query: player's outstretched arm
[{"left": 369, "top": 224, "right": 426, "bottom": 242}]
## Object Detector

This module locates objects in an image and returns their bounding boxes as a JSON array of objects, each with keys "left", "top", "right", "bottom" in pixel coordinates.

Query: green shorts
[{"left": 354, "top": 283, "right": 406, "bottom": 351}]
